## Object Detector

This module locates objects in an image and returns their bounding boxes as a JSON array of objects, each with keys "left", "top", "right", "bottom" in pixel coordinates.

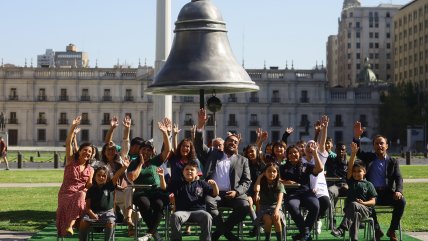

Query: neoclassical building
[{"left": 0, "top": 65, "right": 380, "bottom": 148}]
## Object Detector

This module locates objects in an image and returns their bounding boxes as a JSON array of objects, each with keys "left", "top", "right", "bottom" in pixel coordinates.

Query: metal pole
[
  {"left": 200, "top": 89, "right": 205, "bottom": 109},
  {"left": 214, "top": 112, "right": 217, "bottom": 138}
]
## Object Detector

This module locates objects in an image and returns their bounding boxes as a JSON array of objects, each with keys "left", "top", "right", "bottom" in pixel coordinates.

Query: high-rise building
[
  {"left": 333, "top": 0, "right": 402, "bottom": 87},
  {"left": 37, "top": 49, "right": 55, "bottom": 68},
  {"left": 54, "top": 44, "right": 89, "bottom": 68},
  {"left": 327, "top": 35, "right": 339, "bottom": 86},
  {"left": 393, "top": 0, "right": 428, "bottom": 92}
]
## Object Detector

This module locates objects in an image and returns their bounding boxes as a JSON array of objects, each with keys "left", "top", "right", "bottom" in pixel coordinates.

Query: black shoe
[
  {"left": 212, "top": 230, "right": 221, "bottom": 241},
  {"left": 248, "top": 226, "right": 258, "bottom": 237},
  {"left": 331, "top": 228, "right": 345, "bottom": 238},
  {"left": 292, "top": 234, "right": 302, "bottom": 241},
  {"left": 375, "top": 228, "right": 384, "bottom": 241}
]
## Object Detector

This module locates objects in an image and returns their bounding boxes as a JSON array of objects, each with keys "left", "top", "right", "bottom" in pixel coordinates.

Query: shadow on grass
[{"left": 0, "top": 210, "right": 56, "bottom": 232}]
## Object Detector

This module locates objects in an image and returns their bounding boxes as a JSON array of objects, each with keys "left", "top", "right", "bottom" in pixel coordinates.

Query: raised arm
[
  {"left": 127, "top": 151, "right": 144, "bottom": 182},
  {"left": 112, "top": 157, "right": 130, "bottom": 185},
  {"left": 281, "top": 127, "right": 294, "bottom": 145},
  {"left": 158, "top": 118, "right": 171, "bottom": 162},
  {"left": 347, "top": 142, "right": 358, "bottom": 180},
  {"left": 310, "top": 142, "right": 324, "bottom": 175},
  {"left": 313, "top": 120, "right": 321, "bottom": 142},
  {"left": 157, "top": 167, "right": 167, "bottom": 191},
  {"left": 255, "top": 128, "right": 268, "bottom": 152},
  {"left": 172, "top": 123, "right": 181, "bottom": 151},
  {"left": 318, "top": 115, "right": 329, "bottom": 154},
  {"left": 120, "top": 115, "right": 131, "bottom": 159},
  {"left": 104, "top": 116, "right": 119, "bottom": 144},
  {"left": 72, "top": 127, "right": 80, "bottom": 154},
  {"left": 65, "top": 116, "right": 81, "bottom": 166}
]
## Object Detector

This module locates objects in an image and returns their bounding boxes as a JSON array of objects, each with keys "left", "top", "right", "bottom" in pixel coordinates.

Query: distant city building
[
  {"left": 393, "top": 0, "right": 428, "bottom": 92},
  {"left": 37, "top": 49, "right": 55, "bottom": 68},
  {"left": 326, "top": 35, "right": 339, "bottom": 86},
  {"left": 54, "top": 44, "right": 89, "bottom": 68},
  {"left": 0, "top": 65, "right": 380, "bottom": 147},
  {"left": 330, "top": 0, "right": 402, "bottom": 87}
]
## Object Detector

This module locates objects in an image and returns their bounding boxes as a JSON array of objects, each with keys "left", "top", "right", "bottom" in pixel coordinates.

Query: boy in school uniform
[
  {"left": 158, "top": 160, "right": 219, "bottom": 241},
  {"left": 331, "top": 142, "right": 377, "bottom": 241}
]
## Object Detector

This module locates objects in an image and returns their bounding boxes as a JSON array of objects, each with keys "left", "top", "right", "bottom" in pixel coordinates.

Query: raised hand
[
  {"left": 110, "top": 116, "right": 119, "bottom": 128},
  {"left": 72, "top": 116, "right": 81, "bottom": 127},
  {"left": 197, "top": 108, "right": 208, "bottom": 129},
  {"left": 156, "top": 167, "right": 165, "bottom": 176},
  {"left": 73, "top": 127, "right": 81, "bottom": 134},
  {"left": 320, "top": 115, "right": 329, "bottom": 130},
  {"left": 158, "top": 120, "right": 168, "bottom": 134},
  {"left": 314, "top": 120, "right": 321, "bottom": 133},
  {"left": 285, "top": 127, "right": 294, "bottom": 134},
  {"left": 173, "top": 123, "right": 181, "bottom": 135},
  {"left": 207, "top": 179, "right": 217, "bottom": 186},
  {"left": 122, "top": 115, "right": 131, "bottom": 128},
  {"left": 308, "top": 141, "right": 319, "bottom": 154},
  {"left": 350, "top": 142, "right": 359, "bottom": 154},
  {"left": 354, "top": 121, "right": 365, "bottom": 138},
  {"left": 163, "top": 117, "right": 172, "bottom": 134}
]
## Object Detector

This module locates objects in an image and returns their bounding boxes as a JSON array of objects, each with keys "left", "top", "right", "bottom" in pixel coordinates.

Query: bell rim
[{"left": 145, "top": 84, "right": 259, "bottom": 96}]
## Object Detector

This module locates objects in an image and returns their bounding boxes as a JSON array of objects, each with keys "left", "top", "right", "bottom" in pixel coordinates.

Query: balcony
[
  {"left": 81, "top": 119, "right": 91, "bottom": 125},
  {"left": 271, "top": 97, "right": 281, "bottom": 103},
  {"left": 102, "top": 119, "right": 110, "bottom": 125},
  {"left": 271, "top": 121, "right": 281, "bottom": 127},
  {"left": 38, "top": 95, "right": 47, "bottom": 101},
  {"left": 124, "top": 96, "right": 134, "bottom": 102},
  {"left": 37, "top": 119, "right": 47, "bottom": 124},
  {"left": 249, "top": 97, "right": 259, "bottom": 103},
  {"left": 249, "top": 120, "right": 259, "bottom": 126},
  {"left": 59, "top": 95, "right": 69, "bottom": 101},
  {"left": 8, "top": 118, "right": 18, "bottom": 124},
  {"left": 184, "top": 119, "right": 194, "bottom": 126},
  {"left": 9, "top": 95, "right": 18, "bottom": 100},
  {"left": 103, "top": 96, "right": 112, "bottom": 101},
  {"left": 228, "top": 120, "right": 238, "bottom": 126},
  {"left": 300, "top": 97, "right": 309, "bottom": 103},
  {"left": 81, "top": 96, "right": 91, "bottom": 101},
  {"left": 58, "top": 119, "right": 68, "bottom": 125}
]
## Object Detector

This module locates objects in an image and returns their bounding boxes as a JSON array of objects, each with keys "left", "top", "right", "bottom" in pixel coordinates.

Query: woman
[
  {"left": 271, "top": 141, "right": 287, "bottom": 165},
  {"left": 280, "top": 143, "right": 324, "bottom": 241},
  {"left": 127, "top": 119, "right": 170, "bottom": 241},
  {"left": 56, "top": 116, "right": 94, "bottom": 237},
  {"left": 168, "top": 138, "right": 202, "bottom": 182}
]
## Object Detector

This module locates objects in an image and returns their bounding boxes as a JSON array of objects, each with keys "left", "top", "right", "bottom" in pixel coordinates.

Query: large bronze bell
[{"left": 145, "top": 0, "right": 259, "bottom": 95}]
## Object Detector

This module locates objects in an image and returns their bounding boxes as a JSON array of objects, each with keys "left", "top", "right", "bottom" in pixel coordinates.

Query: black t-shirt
[
  {"left": 279, "top": 161, "right": 315, "bottom": 195},
  {"left": 168, "top": 179, "right": 213, "bottom": 211},
  {"left": 86, "top": 181, "right": 115, "bottom": 213}
]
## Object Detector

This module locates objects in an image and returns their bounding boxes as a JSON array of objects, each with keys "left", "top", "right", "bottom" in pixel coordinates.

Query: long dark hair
[
  {"left": 74, "top": 142, "right": 93, "bottom": 165},
  {"left": 92, "top": 166, "right": 111, "bottom": 186},
  {"left": 174, "top": 138, "right": 196, "bottom": 161},
  {"left": 260, "top": 162, "right": 281, "bottom": 192},
  {"left": 243, "top": 144, "right": 262, "bottom": 164}
]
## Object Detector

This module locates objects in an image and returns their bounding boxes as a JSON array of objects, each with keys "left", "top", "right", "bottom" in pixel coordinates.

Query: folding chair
[
  {"left": 374, "top": 205, "right": 402, "bottom": 241},
  {"left": 88, "top": 221, "right": 116, "bottom": 241},
  {"left": 341, "top": 217, "right": 375, "bottom": 241}
]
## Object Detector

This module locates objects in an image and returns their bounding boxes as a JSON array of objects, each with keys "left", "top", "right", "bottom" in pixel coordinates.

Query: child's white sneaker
[
  {"left": 138, "top": 233, "right": 152, "bottom": 241},
  {"left": 316, "top": 220, "right": 322, "bottom": 234}
]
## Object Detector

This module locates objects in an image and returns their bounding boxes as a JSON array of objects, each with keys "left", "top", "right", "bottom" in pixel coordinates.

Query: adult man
[
  {"left": 353, "top": 121, "right": 405, "bottom": 241},
  {"left": 195, "top": 108, "right": 251, "bottom": 241}
]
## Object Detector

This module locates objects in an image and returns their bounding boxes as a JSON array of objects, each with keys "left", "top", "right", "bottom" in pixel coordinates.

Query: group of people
[{"left": 55, "top": 109, "right": 405, "bottom": 241}]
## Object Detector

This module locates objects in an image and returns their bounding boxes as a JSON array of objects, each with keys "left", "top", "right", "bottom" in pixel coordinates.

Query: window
[
  {"left": 272, "top": 90, "right": 280, "bottom": 102},
  {"left": 60, "top": 88, "right": 68, "bottom": 101},
  {"left": 183, "top": 96, "right": 194, "bottom": 103},
  {"left": 38, "top": 88, "right": 46, "bottom": 101},
  {"left": 59, "top": 112, "right": 68, "bottom": 124},
  {"left": 103, "top": 89, "right": 112, "bottom": 101},
  {"left": 102, "top": 113, "right": 110, "bottom": 125},
  {"left": 81, "top": 88, "right": 90, "bottom": 101},
  {"left": 102, "top": 129, "right": 109, "bottom": 141},
  {"left": 250, "top": 114, "right": 258, "bottom": 126},
  {"left": 37, "top": 112, "right": 46, "bottom": 124},
  {"left": 334, "top": 131, "right": 343, "bottom": 143},
  {"left": 9, "top": 88, "right": 18, "bottom": 100},
  {"left": 271, "top": 131, "right": 280, "bottom": 143},
  {"left": 250, "top": 131, "right": 257, "bottom": 143},
  {"left": 228, "top": 114, "right": 237, "bottom": 126},
  {"left": 300, "top": 114, "right": 309, "bottom": 127},
  {"left": 356, "top": 22, "right": 360, "bottom": 28},
  {"left": 59, "top": 129, "right": 67, "bottom": 142},
  {"left": 125, "top": 89, "right": 133, "bottom": 101},
  {"left": 81, "top": 113, "right": 90, "bottom": 125},
  {"left": 360, "top": 114, "right": 368, "bottom": 127},
  {"left": 228, "top": 94, "right": 237, "bottom": 102},
  {"left": 356, "top": 32, "right": 360, "bottom": 38},
  {"left": 184, "top": 113, "right": 194, "bottom": 126},
  {"left": 206, "top": 114, "right": 214, "bottom": 126},
  {"left": 206, "top": 131, "right": 214, "bottom": 144},
  {"left": 272, "top": 114, "right": 280, "bottom": 126},
  {"left": 300, "top": 90, "right": 309, "bottom": 103},
  {"left": 81, "top": 129, "right": 89, "bottom": 142},
  {"left": 250, "top": 92, "right": 259, "bottom": 103},
  {"left": 37, "top": 129, "right": 46, "bottom": 142},
  {"left": 9, "top": 112, "right": 17, "bottom": 124},
  {"left": 334, "top": 115, "right": 343, "bottom": 127},
  {"left": 356, "top": 42, "right": 360, "bottom": 49}
]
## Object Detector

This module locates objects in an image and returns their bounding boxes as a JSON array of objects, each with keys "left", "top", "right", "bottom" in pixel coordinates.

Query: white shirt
[
  {"left": 302, "top": 149, "right": 329, "bottom": 198},
  {"left": 213, "top": 154, "right": 231, "bottom": 191}
]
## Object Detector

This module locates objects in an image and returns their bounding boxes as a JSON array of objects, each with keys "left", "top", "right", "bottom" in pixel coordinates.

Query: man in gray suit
[{"left": 194, "top": 108, "right": 251, "bottom": 241}]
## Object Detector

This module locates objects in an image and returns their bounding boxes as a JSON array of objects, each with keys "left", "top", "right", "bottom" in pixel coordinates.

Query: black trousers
[
  {"left": 373, "top": 189, "right": 406, "bottom": 231},
  {"left": 133, "top": 193, "right": 166, "bottom": 234}
]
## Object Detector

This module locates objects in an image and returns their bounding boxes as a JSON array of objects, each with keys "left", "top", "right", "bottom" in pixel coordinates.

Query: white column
[{"left": 152, "top": 0, "right": 172, "bottom": 151}]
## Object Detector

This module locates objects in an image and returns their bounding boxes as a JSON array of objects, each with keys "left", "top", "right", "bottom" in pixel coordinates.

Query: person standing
[
  {"left": 353, "top": 121, "right": 405, "bottom": 241},
  {"left": 0, "top": 137, "right": 9, "bottom": 170}
]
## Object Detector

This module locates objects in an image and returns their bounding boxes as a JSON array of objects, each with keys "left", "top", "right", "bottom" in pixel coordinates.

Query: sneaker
[
  {"left": 153, "top": 232, "right": 164, "bottom": 241},
  {"left": 331, "top": 227, "right": 345, "bottom": 238},
  {"left": 316, "top": 220, "right": 322, "bottom": 234},
  {"left": 387, "top": 229, "right": 398, "bottom": 241},
  {"left": 138, "top": 233, "right": 152, "bottom": 241},
  {"left": 375, "top": 228, "right": 384, "bottom": 241}
]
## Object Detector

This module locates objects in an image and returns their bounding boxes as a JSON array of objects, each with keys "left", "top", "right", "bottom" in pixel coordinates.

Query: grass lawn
[
  {"left": 400, "top": 165, "right": 428, "bottom": 179},
  {"left": 0, "top": 170, "right": 64, "bottom": 183}
]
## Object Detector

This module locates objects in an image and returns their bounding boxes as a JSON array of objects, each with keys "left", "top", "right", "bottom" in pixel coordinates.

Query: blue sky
[{"left": 0, "top": 0, "right": 410, "bottom": 69}]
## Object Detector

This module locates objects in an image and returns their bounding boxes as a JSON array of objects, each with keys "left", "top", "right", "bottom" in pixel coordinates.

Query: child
[
  {"left": 254, "top": 162, "right": 286, "bottom": 241},
  {"left": 78, "top": 157, "right": 130, "bottom": 241},
  {"left": 158, "top": 160, "right": 219, "bottom": 241},
  {"left": 331, "top": 142, "right": 377, "bottom": 241}
]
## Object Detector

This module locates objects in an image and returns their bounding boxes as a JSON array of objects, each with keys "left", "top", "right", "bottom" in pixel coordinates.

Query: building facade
[
  {"left": 327, "top": 35, "right": 339, "bottom": 86},
  {"left": 393, "top": 0, "right": 428, "bottom": 92},
  {"left": 54, "top": 44, "right": 89, "bottom": 68},
  {"left": 0, "top": 65, "right": 381, "bottom": 148},
  {"left": 333, "top": 0, "right": 401, "bottom": 87}
]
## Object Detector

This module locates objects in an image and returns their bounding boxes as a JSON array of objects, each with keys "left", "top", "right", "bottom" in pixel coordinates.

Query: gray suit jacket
[{"left": 195, "top": 131, "right": 251, "bottom": 198}]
